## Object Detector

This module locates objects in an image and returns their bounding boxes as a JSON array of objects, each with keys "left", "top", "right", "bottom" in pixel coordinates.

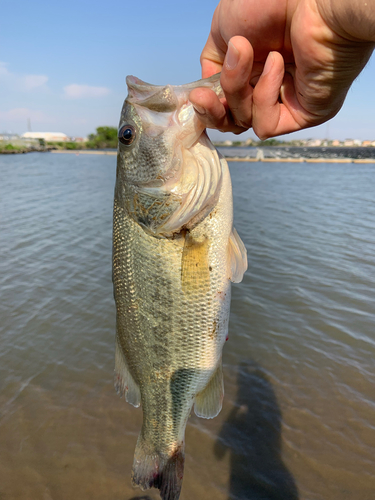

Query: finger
[
  {"left": 201, "top": 32, "right": 226, "bottom": 79},
  {"left": 190, "top": 35, "right": 255, "bottom": 134},
  {"left": 199, "top": 6, "right": 227, "bottom": 78},
  {"left": 189, "top": 88, "right": 246, "bottom": 134},
  {"left": 252, "top": 52, "right": 306, "bottom": 138},
  {"left": 220, "top": 36, "right": 255, "bottom": 129}
]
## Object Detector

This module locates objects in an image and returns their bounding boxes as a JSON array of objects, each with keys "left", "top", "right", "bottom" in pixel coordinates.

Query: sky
[{"left": 1, "top": 0, "right": 375, "bottom": 142}]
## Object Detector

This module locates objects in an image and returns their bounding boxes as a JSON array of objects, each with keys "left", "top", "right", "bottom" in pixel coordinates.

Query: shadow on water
[{"left": 215, "top": 362, "right": 299, "bottom": 500}]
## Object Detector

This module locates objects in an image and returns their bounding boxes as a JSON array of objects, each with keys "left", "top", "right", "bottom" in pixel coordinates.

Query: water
[{"left": 1, "top": 152, "right": 374, "bottom": 500}]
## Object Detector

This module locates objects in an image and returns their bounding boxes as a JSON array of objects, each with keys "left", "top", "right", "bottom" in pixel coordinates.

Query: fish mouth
[
  {"left": 126, "top": 73, "right": 222, "bottom": 93},
  {"left": 125, "top": 73, "right": 223, "bottom": 115}
]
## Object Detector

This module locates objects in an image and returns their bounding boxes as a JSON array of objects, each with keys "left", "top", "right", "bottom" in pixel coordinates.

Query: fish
[{"left": 112, "top": 73, "right": 247, "bottom": 500}]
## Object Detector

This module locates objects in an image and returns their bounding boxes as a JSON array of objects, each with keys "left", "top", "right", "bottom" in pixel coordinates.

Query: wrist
[{"left": 317, "top": 0, "right": 375, "bottom": 43}]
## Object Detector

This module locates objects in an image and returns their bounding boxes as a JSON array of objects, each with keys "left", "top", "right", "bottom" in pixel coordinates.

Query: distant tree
[
  {"left": 257, "top": 138, "right": 283, "bottom": 146},
  {"left": 87, "top": 126, "right": 118, "bottom": 149},
  {"left": 65, "top": 142, "right": 79, "bottom": 150}
]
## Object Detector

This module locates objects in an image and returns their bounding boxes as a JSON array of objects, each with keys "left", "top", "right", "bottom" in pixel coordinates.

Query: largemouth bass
[{"left": 113, "top": 74, "right": 247, "bottom": 500}]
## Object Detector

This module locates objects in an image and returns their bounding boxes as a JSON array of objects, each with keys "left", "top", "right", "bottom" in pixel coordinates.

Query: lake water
[{"left": 0, "top": 152, "right": 374, "bottom": 500}]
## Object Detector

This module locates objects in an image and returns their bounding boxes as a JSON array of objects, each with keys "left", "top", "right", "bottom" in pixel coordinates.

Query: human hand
[{"left": 189, "top": 0, "right": 375, "bottom": 138}]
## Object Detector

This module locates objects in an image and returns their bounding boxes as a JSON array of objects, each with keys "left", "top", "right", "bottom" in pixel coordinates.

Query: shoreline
[
  {"left": 0, "top": 147, "right": 52, "bottom": 155},
  {"left": 224, "top": 157, "right": 375, "bottom": 163},
  {"left": 2, "top": 148, "right": 375, "bottom": 163},
  {"left": 49, "top": 150, "right": 375, "bottom": 163}
]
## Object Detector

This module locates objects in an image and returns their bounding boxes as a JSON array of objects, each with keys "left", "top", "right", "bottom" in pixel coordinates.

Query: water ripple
[{"left": 0, "top": 154, "right": 374, "bottom": 499}]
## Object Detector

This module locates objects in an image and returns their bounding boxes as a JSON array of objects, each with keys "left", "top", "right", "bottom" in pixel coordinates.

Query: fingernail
[
  {"left": 225, "top": 41, "right": 240, "bottom": 70},
  {"left": 193, "top": 104, "right": 206, "bottom": 114},
  {"left": 263, "top": 52, "right": 274, "bottom": 76}
]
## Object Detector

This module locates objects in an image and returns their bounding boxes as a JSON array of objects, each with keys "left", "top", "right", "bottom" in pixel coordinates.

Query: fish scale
[{"left": 113, "top": 74, "right": 247, "bottom": 500}]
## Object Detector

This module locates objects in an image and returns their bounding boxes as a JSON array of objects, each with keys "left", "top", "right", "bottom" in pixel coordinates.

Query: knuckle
[
  {"left": 252, "top": 92, "right": 264, "bottom": 108},
  {"left": 254, "top": 126, "right": 272, "bottom": 140},
  {"left": 233, "top": 117, "right": 250, "bottom": 130},
  {"left": 252, "top": 111, "right": 274, "bottom": 139},
  {"left": 230, "top": 110, "right": 251, "bottom": 130},
  {"left": 233, "top": 127, "right": 247, "bottom": 135},
  {"left": 222, "top": 80, "right": 242, "bottom": 96},
  {"left": 221, "top": 71, "right": 252, "bottom": 98}
]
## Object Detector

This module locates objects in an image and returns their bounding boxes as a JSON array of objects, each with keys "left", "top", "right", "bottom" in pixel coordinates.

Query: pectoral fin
[
  {"left": 194, "top": 361, "right": 224, "bottom": 419},
  {"left": 227, "top": 228, "right": 248, "bottom": 283},
  {"left": 115, "top": 336, "right": 141, "bottom": 408},
  {"left": 181, "top": 232, "right": 210, "bottom": 296}
]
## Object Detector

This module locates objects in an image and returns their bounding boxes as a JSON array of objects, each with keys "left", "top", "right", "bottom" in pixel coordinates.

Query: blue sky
[{"left": 1, "top": 0, "right": 374, "bottom": 142}]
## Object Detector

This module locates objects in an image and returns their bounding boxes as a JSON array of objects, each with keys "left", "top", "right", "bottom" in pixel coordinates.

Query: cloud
[
  {"left": 0, "top": 62, "right": 10, "bottom": 78},
  {"left": 0, "top": 107, "right": 54, "bottom": 123},
  {"left": 21, "top": 74, "right": 49, "bottom": 91},
  {"left": 63, "top": 84, "right": 110, "bottom": 99},
  {"left": 0, "top": 61, "right": 49, "bottom": 91}
]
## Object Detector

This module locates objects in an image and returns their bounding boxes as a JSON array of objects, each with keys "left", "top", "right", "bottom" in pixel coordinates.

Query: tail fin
[{"left": 131, "top": 435, "right": 185, "bottom": 500}]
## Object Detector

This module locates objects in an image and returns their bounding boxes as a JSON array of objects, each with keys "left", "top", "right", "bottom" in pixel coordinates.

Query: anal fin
[
  {"left": 227, "top": 228, "right": 247, "bottom": 283},
  {"left": 115, "top": 336, "right": 141, "bottom": 408},
  {"left": 194, "top": 360, "right": 224, "bottom": 419}
]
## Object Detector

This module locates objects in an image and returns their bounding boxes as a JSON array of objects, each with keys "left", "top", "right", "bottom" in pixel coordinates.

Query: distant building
[
  {"left": 244, "top": 138, "right": 256, "bottom": 146},
  {"left": 70, "top": 136, "right": 88, "bottom": 143},
  {"left": 362, "top": 140, "right": 372, "bottom": 147},
  {"left": 306, "top": 139, "right": 322, "bottom": 147},
  {"left": 21, "top": 132, "right": 69, "bottom": 142},
  {"left": 0, "top": 133, "right": 20, "bottom": 141},
  {"left": 343, "top": 139, "right": 354, "bottom": 147},
  {"left": 331, "top": 140, "right": 341, "bottom": 147}
]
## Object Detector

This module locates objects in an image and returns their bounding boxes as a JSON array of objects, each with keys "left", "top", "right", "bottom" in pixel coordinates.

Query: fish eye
[{"left": 118, "top": 125, "right": 136, "bottom": 146}]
